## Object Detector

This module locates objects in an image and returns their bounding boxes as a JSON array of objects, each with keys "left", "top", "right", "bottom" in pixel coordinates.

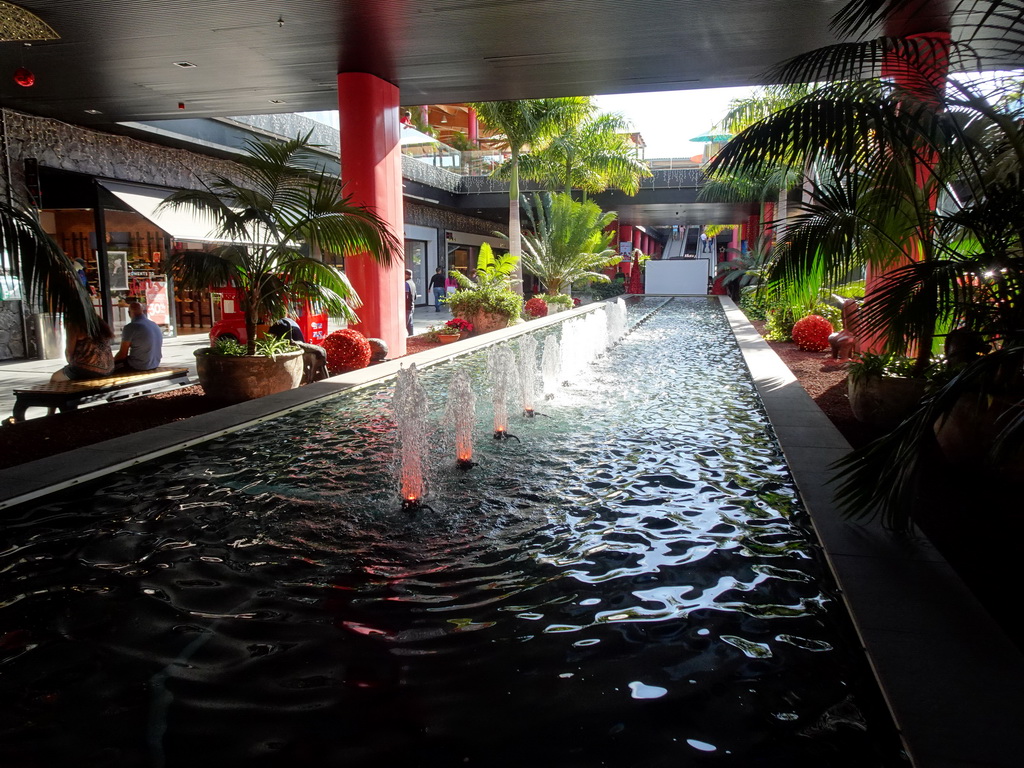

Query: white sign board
[{"left": 645, "top": 259, "right": 712, "bottom": 295}]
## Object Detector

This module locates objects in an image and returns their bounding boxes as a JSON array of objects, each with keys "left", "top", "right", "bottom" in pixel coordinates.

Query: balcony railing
[{"left": 401, "top": 128, "right": 704, "bottom": 183}]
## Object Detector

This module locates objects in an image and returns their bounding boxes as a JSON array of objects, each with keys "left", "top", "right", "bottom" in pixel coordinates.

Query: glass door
[{"left": 404, "top": 239, "right": 428, "bottom": 305}]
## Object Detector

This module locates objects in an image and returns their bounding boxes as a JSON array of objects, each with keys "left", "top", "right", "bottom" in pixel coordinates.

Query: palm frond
[{"left": 0, "top": 201, "right": 95, "bottom": 333}]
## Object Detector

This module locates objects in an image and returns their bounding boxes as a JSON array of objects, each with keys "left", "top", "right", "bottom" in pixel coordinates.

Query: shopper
[
  {"left": 428, "top": 267, "right": 446, "bottom": 312},
  {"left": 50, "top": 315, "right": 115, "bottom": 382},
  {"left": 114, "top": 301, "right": 163, "bottom": 371},
  {"left": 405, "top": 269, "right": 415, "bottom": 335}
]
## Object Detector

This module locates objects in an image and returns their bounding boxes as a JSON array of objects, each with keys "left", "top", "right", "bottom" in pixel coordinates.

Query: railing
[{"left": 401, "top": 129, "right": 703, "bottom": 180}]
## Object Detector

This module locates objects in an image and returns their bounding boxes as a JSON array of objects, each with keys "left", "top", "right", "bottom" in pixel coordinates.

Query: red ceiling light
[{"left": 13, "top": 67, "right": 34, "bottom": 87}]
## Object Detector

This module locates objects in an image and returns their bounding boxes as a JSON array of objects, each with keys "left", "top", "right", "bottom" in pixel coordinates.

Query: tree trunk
[{"left": 508, "top": 148, "right": 524, "bottom": 296}]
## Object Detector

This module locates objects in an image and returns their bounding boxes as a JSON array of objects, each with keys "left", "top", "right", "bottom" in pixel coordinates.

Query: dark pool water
[{"left": 0, "top": 298, "right": 904, "bottom": 767}]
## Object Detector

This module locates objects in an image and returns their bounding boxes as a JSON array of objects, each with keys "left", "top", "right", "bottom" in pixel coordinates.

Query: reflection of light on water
[{"left": 629, "top": 681, "right": 668, "bottom": 699}]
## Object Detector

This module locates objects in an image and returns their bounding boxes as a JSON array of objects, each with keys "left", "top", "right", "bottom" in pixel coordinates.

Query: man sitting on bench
[{"left": 114, "top": 301, "right": 163, "bottom": 372}]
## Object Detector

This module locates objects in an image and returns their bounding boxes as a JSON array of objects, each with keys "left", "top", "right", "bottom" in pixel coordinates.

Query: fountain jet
[
  {"left": 518, "top": 335, "right": 538, "bottom": 417},
  {"left": 393, "top": 364, "right": 429, "bottom": 508},
  {"left": 488, "top": 346, "right": 519, "bottom": 440},
  {"left": 445, "top": 370, "right": 477, "bottom": 469},
  {"left": 542, "top": 334, "right": 560, "bottom": 400}
]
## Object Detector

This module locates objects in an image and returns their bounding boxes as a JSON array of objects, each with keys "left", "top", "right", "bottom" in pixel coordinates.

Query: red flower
[
  {"left": 323, "top": 329, "right": 371, "bottom": 372},
  {"left": 572, "top": 297, "right": 581, "bottom": 307},
  {"left": 445, "top": 318, "right": 474, "bottom": 332},
  {"left": 791, "top": 315, "right": 834, "bottom": 352},
  {"left": 524, "top": 297, "right": 549, "bottom": 318}
]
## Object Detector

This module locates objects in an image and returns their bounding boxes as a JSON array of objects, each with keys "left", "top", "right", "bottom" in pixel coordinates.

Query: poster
[
  {"left": 106, "top": 250, "right": 129, "bottom": 292},
  {"left": 144, "top": 280, "right": 170, "bottom": 325}
]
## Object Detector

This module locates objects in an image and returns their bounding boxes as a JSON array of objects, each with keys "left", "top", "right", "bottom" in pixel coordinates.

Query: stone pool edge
[{"left": 721, "top": 296, "right": 1024, "bottom": 768}]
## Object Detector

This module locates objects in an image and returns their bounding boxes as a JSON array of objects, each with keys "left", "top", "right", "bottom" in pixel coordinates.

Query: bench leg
[{"left": 12, "top": 402, "right": 28, "bottom": 423}]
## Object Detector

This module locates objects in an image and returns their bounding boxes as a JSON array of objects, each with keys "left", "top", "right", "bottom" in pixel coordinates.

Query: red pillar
[
  {"left": 863, "top": 30, "right": 950, "bottom": 352},
  {"left": 467, "top": 107, "right": 478, "bottom": 145},
  {"left": 337, "top": 73, "right": 406, "bottom": 356},
  {"left": 619, "top": 224, "right": 634, "bottom": 252}
]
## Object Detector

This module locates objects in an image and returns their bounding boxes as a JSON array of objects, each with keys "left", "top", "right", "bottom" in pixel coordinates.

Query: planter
[
  {"left": 934, "top": 393, "right": 1024, "bottom": 480},
  {"left": 848, "top": 373, "right": 927, "bottom": 428},
  {"left": 195, "top": 349, "right": 304, "bottom": 402},
  {"left": 467, "top": 310, "right": 513, "bottom": 335},
  {"left": 437, "top": 333, "right": 461, "bottom": 344}
]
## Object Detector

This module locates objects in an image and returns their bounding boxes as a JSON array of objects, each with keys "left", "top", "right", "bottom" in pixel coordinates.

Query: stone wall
[
  {"left": 0, "top": 301, "right": 25, "bottom": 359},
  {"left": 1, "top": 109, "right": 249, "bottom": 210}
]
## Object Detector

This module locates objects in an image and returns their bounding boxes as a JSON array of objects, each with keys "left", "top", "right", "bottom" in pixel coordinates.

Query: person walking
[
  {"left": 404, "top": 269, "right": 416, "bottom": 336},
  {"left": 428, "top": 267, "right": 446, "bottom": 312}
]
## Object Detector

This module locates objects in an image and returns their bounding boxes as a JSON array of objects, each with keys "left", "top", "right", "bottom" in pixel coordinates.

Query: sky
[
  {"left": 302, "top": 85, "right": 757, "bottom": 160},
  {"left": 594, "top": 86, "right": 756, "bottom": 159}
]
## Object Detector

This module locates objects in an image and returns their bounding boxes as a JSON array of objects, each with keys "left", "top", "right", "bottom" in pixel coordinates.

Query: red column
[
  {"left": 619, "top": 224, "right": 634, "bottom": 251},
  {"left": 468, "top": 107, "right": 479, "bottom": 146},
  {"left": 337, "top": 73, "right": 406, "bottom": 356},
  {"left": 863, "top": 30, "right": 950, "bottom": 352}
]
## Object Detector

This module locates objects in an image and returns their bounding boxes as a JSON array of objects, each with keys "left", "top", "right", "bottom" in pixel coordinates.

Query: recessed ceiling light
[
  {"left": 269, "top": 99, "right": 286, "bottom": 104},
  {"left": 173, "top": 61, "right": 197, "bottom": 69},
  {"left": 84, "top": 109, "right": 102, "bottom": 115}
]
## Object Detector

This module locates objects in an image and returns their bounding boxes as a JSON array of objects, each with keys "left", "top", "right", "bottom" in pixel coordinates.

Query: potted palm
[
  {"left": 446, "top": 243, "right": 523, "bottom": 334},
  {"left": 516, "top": 192, "right": 620, "bottom": 301},
  {"left": 164, "top": 134, "right": 398, "bottom": 401}
]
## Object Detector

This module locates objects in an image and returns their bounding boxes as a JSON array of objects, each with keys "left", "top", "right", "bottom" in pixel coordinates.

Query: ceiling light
[
  {"left": 173, "top": 61, "right": 197, "bottom": 69},
  {"left": 269, "top": 99, "right": 286, "bottom": 104},
  {"left": 84, "top": 109, "right": 102, "bottom": 115}
]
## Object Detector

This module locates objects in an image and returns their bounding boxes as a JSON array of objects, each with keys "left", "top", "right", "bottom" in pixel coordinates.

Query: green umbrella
[{"left": 690, "top": 133, "right": 732, "bottom": 143}]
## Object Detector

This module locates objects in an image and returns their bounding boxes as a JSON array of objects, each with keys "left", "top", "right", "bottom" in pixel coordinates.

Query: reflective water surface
[{"left": 0, "top": 299, "right": 903, "bottom": 767}]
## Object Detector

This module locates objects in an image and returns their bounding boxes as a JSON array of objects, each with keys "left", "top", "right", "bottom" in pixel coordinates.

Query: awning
[{"left": 98, "top": 180, "right": 231, "bottom": 243}]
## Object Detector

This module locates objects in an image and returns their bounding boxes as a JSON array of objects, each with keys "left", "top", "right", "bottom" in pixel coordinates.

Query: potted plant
[
  {"left": 516, "top": 192, "right": 619, "bottom": 298},
  {"left": 444, "top": 317, "right": 474, "bottom": 338},
  {"left": 163, "top": 133, "right": 398, "bottom": 401},
  {"left": 446, "top": 243, "right": 523, "bottom": 334},
  {"left": 195, "top": 335, "right": 305, "bottom": 401},
  {"left": 846, "top": 352, "right": 927, "bottom": 428}
]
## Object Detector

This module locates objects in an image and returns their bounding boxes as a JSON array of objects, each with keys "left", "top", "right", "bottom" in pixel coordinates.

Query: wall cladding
[
  {"left": 2, "top": 109, "right": 247, "bottom": 209},
  {"left": 406, "top": 201, "right": 507, "bottom": 239},
  {"left": 0, "top": 302, "right": 25, "bottom": 359}
]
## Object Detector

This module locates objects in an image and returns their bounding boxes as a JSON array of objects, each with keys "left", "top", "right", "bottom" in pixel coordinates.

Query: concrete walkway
[{"left": 0, "top": 305, "right": 448, "bottom": 422}]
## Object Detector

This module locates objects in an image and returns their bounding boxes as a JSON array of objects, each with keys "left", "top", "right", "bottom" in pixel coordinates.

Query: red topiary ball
[
  {"left": 791, "top": 314, "right": 834, "bottom": 352},
  {"left": 323, "top": 329, "right": 372, "bottom": 372},
  {"left": 524, "top": 296, "right": 548, "bottom": 318}
]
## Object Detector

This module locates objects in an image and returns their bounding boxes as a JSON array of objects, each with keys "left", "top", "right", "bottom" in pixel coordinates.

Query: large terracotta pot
[
  {"left": 467, "top": 310, "right": 513, "bottom": 335},
  {"left": 195, "top": 349, "right": 304, "bottom": 402},
  {"left": 848, "top": 374, "right": 927, "bottom": 428}
]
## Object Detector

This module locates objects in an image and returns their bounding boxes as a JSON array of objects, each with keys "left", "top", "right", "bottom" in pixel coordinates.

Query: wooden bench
[{"left": 10, "top": 367, "right": 192, "bottom": 423}]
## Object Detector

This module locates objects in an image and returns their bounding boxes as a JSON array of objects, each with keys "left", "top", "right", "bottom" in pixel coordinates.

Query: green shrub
[
  {"left": 210, "top": 337, "right": 246, "bottom": 356},
  {"left": 542, "top": 293, "right": 573, "bottom": 310}
]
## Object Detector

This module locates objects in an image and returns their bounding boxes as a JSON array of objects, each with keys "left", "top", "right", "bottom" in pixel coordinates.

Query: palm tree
[
  {"left": 1, "top": 200, "right": 97, "bottom": 336},
  {"left": 516, "top": 192, "right": 618, "bottom": 296},
  {"left": 163, "top": 134, "right": 400, "bottom": 355},
  {"left": 470, "top": 98, "right": 590, "bottom": 290},
  {"left": 499, "top": 111, "right": 652, "bottom": 197}
]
